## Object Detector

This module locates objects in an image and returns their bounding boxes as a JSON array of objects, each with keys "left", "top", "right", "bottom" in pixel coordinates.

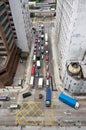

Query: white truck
[
  {"left": 45, "top": 33, "right": 48, "bottom": 42},
  {"left": 38, "top": 78, "right": 44, "bottom": 88},
  {"left": 29, "top": 76, "right": 34, "bottom": 88}
]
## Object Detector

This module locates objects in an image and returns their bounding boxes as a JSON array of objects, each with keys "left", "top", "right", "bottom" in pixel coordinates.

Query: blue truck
[
  {"left": 59, "top": 92, "right": 79, "bottom": 109},
  {"left": 45, "top": 87, "right": 51, "bottom": 107}
]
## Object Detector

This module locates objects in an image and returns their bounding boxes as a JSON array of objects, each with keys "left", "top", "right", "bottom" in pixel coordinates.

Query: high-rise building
[
  {"left": 55, "top": 0, "right": 86, "bottom": 95},
  {"left": 0, "top": 1, "right": 19, "bottom": 87},
  {"left": 9, "top": 0, "right": 32, "bottom": 52}
]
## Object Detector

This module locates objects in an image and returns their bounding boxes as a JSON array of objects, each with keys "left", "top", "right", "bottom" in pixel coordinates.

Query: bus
[{"left": 0, "top": 96, "right": 10, "bottom": 101}]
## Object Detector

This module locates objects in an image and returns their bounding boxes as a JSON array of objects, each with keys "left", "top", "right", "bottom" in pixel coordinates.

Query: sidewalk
[{"left": 49, "top": 26, "right": 63, "bottom": 93}]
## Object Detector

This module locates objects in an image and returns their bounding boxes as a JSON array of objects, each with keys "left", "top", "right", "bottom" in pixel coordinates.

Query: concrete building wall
[
  {"left": 9, "top": 0, "right": 32, "bottom": 52},
  {"left": 55, "top": 0, "right": 86, "bottom": 94}
]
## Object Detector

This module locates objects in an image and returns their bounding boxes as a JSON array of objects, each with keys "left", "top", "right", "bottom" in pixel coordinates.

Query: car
[
  {"left": 38, "top": 39, "right": 40, "bottom": 44},
  {"left": 39, "top": 94, "right": 43, "bottom": 99},
  {"left": 46, "top": 65, "right": 49, "bottom": 71},
  {"left": 45, "top": 54, "right": 49, "bottom": 61},
  {"left": 23, "top": 92, "right": 32, "bottom": 98},
  {"left": 46, "top": 72, "right": 50, "bottom": 79},
  {"left": 34, "top": 48, "right": 37, "bottom": 52},
  {"left": 41, "top": 46, "right": 44, "bottom": 50},
  {"left": 34, "top": 44, "right": 37, "bottom": 48},
  {"left": 33, "top": 63, "right": 36, "bottom": 67},
  {"left": 35, "top": 69, "right": 39, "bottom": 77},
  {"left": 45, "top": 50, "right": 49, "bottom": 54},
  {"left": 36, "top": 32, "right": 39, "bottom": 37},
  {"left": 38, "top": 46, "right": 41, "bottom": 50},
  {"left": 33, "top": 51, "right": 36, "bottom": 55},
  {"left": 41, "top": 49, "right": 45, "bottom": 54},
  {"left": 32, "top": 26, "right": 36, "bottom": 30},
  {"left": 35, "top": 39, "right": 38, "bottom": 43},
  {"left": 41, "top": 54, "right": 44, "bottom": 59}
]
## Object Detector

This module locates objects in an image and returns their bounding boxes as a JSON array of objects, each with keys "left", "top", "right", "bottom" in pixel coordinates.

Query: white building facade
[
  {"left": 55, "top": 0, "right": 86, "bottom": 95},
  {"left": 9, "top": 0, "right": 32, "bottom": 52}
]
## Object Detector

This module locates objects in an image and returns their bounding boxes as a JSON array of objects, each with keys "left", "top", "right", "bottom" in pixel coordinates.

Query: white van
[
  {"left": 18, "top": 79, "right": 23, "bottom": 86},
  {"left": 38, "top": 78, "right": 44, "bottom": 88},
  {"left": 9, "top": 104, "right": 20, "bottom": 109},
  {"left": 37, "top": 60, "right": 41, "bottom": 69},
  {"left": 32, "top": 55, "right": 36, "bottom": 62},
  {"left": 46, "top": 79, "right": 50, "bottom": 86},
  {"left": 30, "top": 76, "right": 34, "bottom": 88}
]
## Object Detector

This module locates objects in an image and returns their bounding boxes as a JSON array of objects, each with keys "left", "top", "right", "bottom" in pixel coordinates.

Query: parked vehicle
[
  {"left": 31, "top": 67, "right": 35, "bottom": 75},
  {"left": 45, "top": 87, "right": 51, "bottom": 107},
  {"left": 9, "top": 104, "right": 21, "bottom": 109},
  {"left": 0, "top": 96, "right": 10, "bottom": 101},
  {"left": 37, "top": 60, "right": 41, "bottom": 69},
  {"left": 38, "top": 77, "right": 44, "bottom": 88},
  {"left": 29, "top": 76, "right": 35, "bottom": 88},
  {"left": 18, "top": 79, "right": 23, "bottom": 86},
  {"left": 22, "top": 92, "right": 32, "bottom": 98},
  {"left": 45, "top": 33, "right": 48, "bottom": 42},
  {"left": 59, "top": 92, "right": 80, "bottom": 109}
]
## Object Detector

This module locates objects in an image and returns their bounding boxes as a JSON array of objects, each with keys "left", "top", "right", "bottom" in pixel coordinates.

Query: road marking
[{"left": 16, "top": 102, "right": 54, "bottom": 126}]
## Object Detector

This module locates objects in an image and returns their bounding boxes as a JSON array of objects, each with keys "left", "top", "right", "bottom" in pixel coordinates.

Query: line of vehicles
[{"left": 31, "top": 24, "right": 51, "bottom": 107}]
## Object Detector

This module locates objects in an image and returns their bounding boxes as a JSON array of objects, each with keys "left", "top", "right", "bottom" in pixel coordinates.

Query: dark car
[
  {"left": 39, "top": 94, "right": 43, "bottom": 99},
  {"left": 35, "top": 69, "right": 39, "bottom": 77}
]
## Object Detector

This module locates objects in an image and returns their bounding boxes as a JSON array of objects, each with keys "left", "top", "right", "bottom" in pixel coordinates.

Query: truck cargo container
[
  {"left": 37, "top": 60, "right": 41, "bottom": 69},
  {"left": 38, "top": 77, "right": 44, "bottom": 88},
  {"left": 45, "top": 87, "right": 51, "bottom": 107},
  {"left": 59, "top": 92, "right": 79, "bottom": 109}
]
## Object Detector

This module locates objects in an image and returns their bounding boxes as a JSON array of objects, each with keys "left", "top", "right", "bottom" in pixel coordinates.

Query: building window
[
  {"left": 4, "top": 25, "right": 10, "bottom": 34},
  {"left": 2, "top": 19, "right": 9, "bottom": 28},
  {"left": 0, "top": 42, "right": 4, "bottom": 46},
  {"left": 0, "top": 4, "right": 5, "bottom": 12},
  {"left": 0, "top": 48, "right": 6, "bottom": 51},
  {"left": 0, "top": 11, "right": 7, "bottom": 22}
]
